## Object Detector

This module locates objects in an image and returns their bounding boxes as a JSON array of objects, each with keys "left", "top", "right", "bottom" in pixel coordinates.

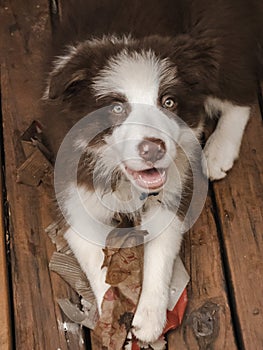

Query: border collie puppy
[{"left": 43, "top": 0, "right": 263, "bottom": 343}]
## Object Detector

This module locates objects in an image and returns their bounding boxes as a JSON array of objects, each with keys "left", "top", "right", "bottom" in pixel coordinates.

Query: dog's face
[
  {"left": 92, "top": 49, "right": 181, "bottom": 192},
  {"left": 45, "top": 35, "right": 218, "bottom": 193}
]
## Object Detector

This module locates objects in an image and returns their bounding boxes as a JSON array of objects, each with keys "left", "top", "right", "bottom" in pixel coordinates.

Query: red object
[
  {"left": 132, "top": 288, "right": 188, "bottom": 349},
  {"left": 132, "top": 342, "right": 141, "bottom": 350},
  {"left": 163, "top": 288, "right": 188, "bottom": 333}
]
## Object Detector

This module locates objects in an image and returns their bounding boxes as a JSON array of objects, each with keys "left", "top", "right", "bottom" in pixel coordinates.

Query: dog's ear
[
  {"left": 170, "top": 34, "right": 219, "bottom": 93},
  {"left": 48, "top": 68, "right": 88, "bottom": 101},
  {"left": 43, "top": 46, "right": 90, "bottom": 101}
]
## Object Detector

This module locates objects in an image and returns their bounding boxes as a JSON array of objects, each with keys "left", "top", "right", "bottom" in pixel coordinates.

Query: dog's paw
[
  {"left": 202, "top": 132, "right": 239, "bottom": 181},
  {"left": 132, "top": 303, "right": 166, "bottom": 343}
]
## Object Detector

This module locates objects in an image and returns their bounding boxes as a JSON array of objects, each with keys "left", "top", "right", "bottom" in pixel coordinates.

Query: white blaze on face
[
  {"left": 93, "top": 50, "right": 168, "bottom": 105},
  {"left": 92, "top": 50, "right": 180, "bottom": 190}
]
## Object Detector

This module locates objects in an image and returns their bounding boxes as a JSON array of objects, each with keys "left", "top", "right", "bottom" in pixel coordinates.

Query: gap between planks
[{"left": 0, "top": 87, "right": 12, "bottom": 349}]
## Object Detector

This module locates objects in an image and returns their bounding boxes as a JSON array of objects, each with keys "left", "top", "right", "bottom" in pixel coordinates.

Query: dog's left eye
[
  {"left": 162, "top": 97, "right": 176, "bottom": 109},
  {"left": 112, "top": 103, "right": 124, "bottom": 114}
]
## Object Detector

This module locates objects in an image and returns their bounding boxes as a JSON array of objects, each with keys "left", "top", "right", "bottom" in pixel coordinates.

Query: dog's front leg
[
  {"left": 204, "top": 99, "right": 250, "bottom": 180},
  {"left": 132, "top": 209, "right": 183, "bottom": 343},
  {"left": 64, "top": 228, "right": 110, "bottom": 314}
]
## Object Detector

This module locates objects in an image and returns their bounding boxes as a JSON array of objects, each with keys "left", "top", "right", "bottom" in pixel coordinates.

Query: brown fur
[{"left": 43, "top": 0, "right": 263, "bottom": 137}]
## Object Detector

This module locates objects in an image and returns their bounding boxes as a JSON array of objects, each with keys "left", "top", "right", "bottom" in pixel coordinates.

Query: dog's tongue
[{"left": 126, "top": 168, "right": 167, "bottom": 189}]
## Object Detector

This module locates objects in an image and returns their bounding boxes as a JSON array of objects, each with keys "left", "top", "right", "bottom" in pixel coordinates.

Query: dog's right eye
[
  {"left": 161, "top": 96, "right": 177, "bottom": 110},
  {"left": 112, "top": 103, "right": 124, "bottom": 114}
]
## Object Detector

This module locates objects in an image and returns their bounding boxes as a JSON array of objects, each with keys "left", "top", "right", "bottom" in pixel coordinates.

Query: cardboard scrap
[
  {"left": 168, "top": 257, "right": 190, "bottom": 311},
  {"left": 45, "top": 220, "right": 69, "bottom": 253},
  {"left": 136, "top": 338, "right": 167, "bottom": 350},
  {"left": 17, "top": 120, "right": 53, "bottom": 188},
  {"left": 17, "top": 147, "right": 53, "bottom": 186},
  {"left": 19, "top": 120, "right": 51, "bottom": 158},
  {"left": 49, "top": 252, "right": 96, "bottom": 303},
  {"left": 57, "top": 298, "right": 98, "bottom": 329}
]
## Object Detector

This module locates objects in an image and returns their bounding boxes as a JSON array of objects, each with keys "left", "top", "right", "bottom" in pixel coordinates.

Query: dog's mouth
[{"left": 125, "top": 166, "right": 167, "bottom": 190}]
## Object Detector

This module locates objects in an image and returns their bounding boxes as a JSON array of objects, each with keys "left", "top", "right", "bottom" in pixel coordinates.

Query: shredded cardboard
[
  {"left": 47, "top": 220, "right": 189, "bottom": 350},
  {"left": 49, "top": 252, "right": 96, "bottom": 303},
  {"left": 57, "top": 299, "right": 98, "bottom": 329},
  {"left": 17, "top": 121, "right": 53, "bottom": 189}
]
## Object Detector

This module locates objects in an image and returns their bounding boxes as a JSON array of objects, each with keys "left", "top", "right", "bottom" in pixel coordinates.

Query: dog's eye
[
  {"left": 112, "top": 103, "right": 124, "bottom": 114},
  {"left": 162, "top": 97, "right": 176, "bottom": 109}
]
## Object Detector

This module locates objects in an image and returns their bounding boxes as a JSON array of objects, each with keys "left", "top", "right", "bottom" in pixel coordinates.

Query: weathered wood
[
  {"left": 212, "top": 105, "right": 263, "bottom": 349},
  {"left": 0, "top": 148, "right": 12, "bottom": 349},
  {"left": 0, "top": 1, "right": 86, "bottom": 349},
  {"left": 168, "top": 195, "right": 237, "bottom": 349}
]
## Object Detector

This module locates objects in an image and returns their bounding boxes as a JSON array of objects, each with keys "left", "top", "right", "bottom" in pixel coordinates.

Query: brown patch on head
[
  {"left": 155, "top": 34, "right": 220, "bottom": 128},
  {"left": 44, "top": 38, "right": 132, "bottom": 111}
]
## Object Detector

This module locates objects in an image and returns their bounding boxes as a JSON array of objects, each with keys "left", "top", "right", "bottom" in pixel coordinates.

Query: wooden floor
[{"left": 0, "top": 1, "right": 262, "bottom": 349}]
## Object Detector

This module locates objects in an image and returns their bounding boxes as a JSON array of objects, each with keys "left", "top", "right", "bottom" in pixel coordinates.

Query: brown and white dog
[{"left": 43, "top": 0, "right": 263, "bottom": 343}]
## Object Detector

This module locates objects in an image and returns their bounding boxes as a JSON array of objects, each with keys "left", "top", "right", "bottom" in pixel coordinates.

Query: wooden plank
[
  {"left": 168, "top": 195, "right": 237, "bottom": 349},
  {"left": 212, "top": 105, "right": 263, "bottom": 349},
  {"left": 0, "top": 1, "right": 86, "bottom": 349},
  {"left": 0, "top": 142, "right": 12, "bottom": 349}
]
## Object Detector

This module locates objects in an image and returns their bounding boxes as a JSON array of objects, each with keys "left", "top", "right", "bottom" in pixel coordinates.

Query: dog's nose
[{"left": 138, "top": 138, "right": 166, "bottom": 163}]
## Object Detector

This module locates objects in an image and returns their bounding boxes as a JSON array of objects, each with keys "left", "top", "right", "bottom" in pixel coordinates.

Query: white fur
[
  {"left": 104, "top": 104, "right": 180, "bottom": 173},
  {"left": 93, "top": 50, "right": 177, "bottom": 105},
  {"left": 61, "top": 183, "right": 144, "bottom": 244},
  {"left": 61, "top": 184, "right": 112, "bottom": 246},
  {"left": 64, "top": 228, "right": 109, "bottom": 313},
  {"left": 204, "top": 97, "right": 250, "bottom": 180}
]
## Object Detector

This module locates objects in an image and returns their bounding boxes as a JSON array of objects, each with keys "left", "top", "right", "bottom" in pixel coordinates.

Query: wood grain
[
  {"left": 212, "top": 105, "right": 263, "bottom": 349},
  {"left": 168, "top": 195, "right": 237, "bottom": 350},
  {"left": 0, "top": 1, "right": 85, "bottom": 349}
]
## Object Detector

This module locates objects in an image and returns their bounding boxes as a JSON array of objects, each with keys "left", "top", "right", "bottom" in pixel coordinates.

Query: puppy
[{"left": 43, "top": 0, "right": 263, "bottom": 343}]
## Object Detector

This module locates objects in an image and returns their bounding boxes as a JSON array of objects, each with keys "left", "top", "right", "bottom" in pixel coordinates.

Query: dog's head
[{"left": 44, "top": 35, "right": 218, "bottom": 193}]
